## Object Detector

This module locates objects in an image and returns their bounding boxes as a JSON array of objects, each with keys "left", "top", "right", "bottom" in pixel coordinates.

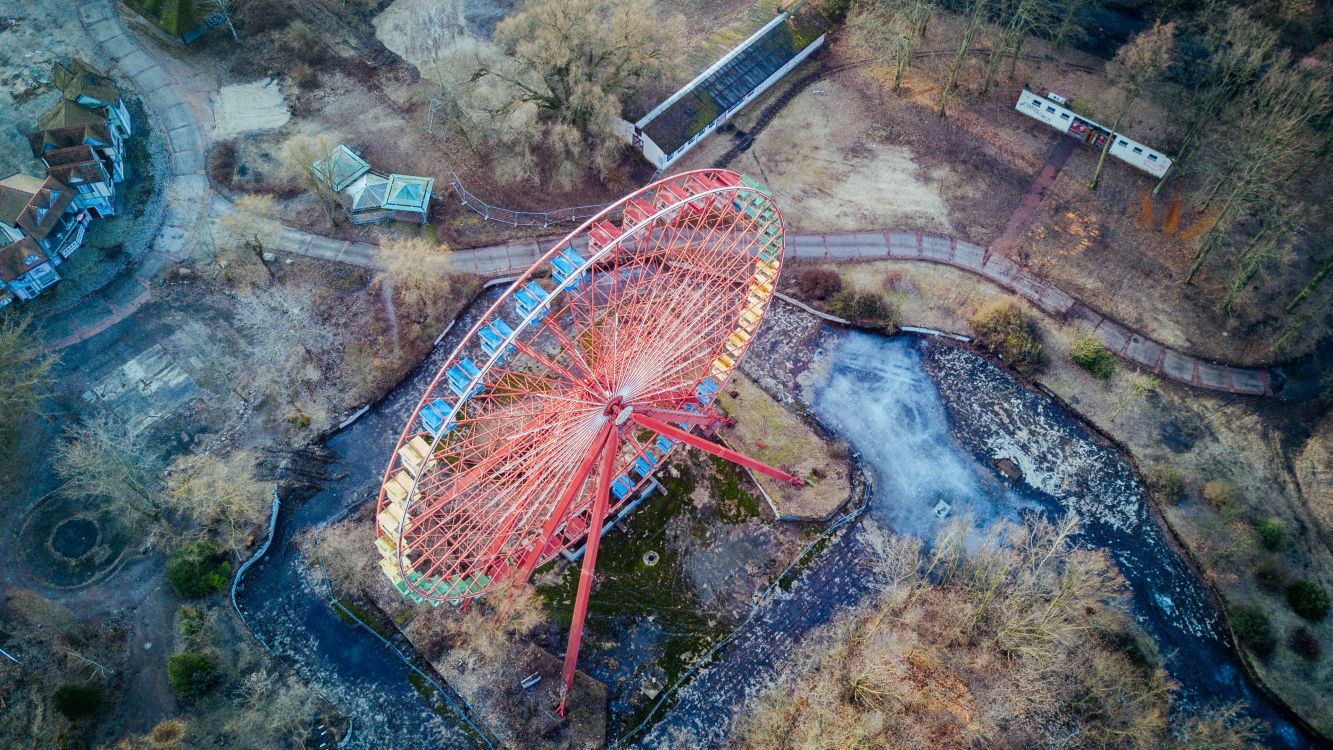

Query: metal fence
[{"left": 449, "top": 172, "right": 613, "bottom": 228}]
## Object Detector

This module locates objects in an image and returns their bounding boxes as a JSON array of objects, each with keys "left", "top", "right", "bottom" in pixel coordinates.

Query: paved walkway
[{"left": 38, "top": 0, "right": 212, "bottom": 349}]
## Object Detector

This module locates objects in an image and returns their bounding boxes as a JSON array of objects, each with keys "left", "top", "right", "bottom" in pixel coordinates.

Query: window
[
  {"left": 1059, "top": 113, "right": 1071, "bottom": 120},
  {"left": 1045, "top": 106, "right": 1056, "bottom": 113},
  {"left": 1148, "top": 154, "right": 1159, "bottom": 161},
  {"left": 1132, "top": 147, "right": 1143, "bottom": 154},
  {"left": 1118, "top": 140, "right": 1128, "bottom": 147}
]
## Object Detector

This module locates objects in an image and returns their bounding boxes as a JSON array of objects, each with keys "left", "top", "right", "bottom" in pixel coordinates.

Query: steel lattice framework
[{"left": 373, "top": 169, "right": 798, "bottom": 712}]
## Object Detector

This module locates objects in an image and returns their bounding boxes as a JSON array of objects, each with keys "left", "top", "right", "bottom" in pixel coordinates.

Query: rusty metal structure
[{"left": 374, "top": 169, "right": 796, "bottom": 712}]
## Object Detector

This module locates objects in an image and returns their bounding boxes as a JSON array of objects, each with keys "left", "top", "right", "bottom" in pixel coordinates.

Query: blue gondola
[
  {"left": 418, "top": 397, "right": 457, "bottom": 437},
  {"left": 478, "top": 319, "right": 516, "bottom": 359},
  {"left": 611, "top": 475, "right": 635, "bottom": 500},
  {"left": 514, "top": 282, "right": 550, "bottom": 322},
  {"left": 696, "top": 377, "right": 719, "bottom": 404},
  {"left": 446, "top": 358, "right": 483, "bottom": 398},
  {"left": 551, "top": 248, "right": 588, "bottom": 288},
  {"left": 655, "top": 435, "right": 675, "bottom": 454},
  {"left": 633, "top": 455, "right": 657, "bottom": 479}
]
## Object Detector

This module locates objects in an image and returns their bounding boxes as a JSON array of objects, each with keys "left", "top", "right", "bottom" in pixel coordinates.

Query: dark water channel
[{"left": 236, "top": 291, "right": 1313, "bottom": 749}]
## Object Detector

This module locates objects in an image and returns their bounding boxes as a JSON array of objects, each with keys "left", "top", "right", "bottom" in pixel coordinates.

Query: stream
[{"left": 236, "top": 296, "right": 1314, "bottom": 749}]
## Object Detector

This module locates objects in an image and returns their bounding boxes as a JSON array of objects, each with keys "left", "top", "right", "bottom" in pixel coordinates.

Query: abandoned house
[{"left": 314, "top": 144, "right": 435, "bottom": 225}]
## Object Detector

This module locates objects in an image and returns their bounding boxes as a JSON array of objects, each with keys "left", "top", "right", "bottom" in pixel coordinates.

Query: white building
[{"left": 1015, "top": 88, "right": 1172, "bottom": 178}]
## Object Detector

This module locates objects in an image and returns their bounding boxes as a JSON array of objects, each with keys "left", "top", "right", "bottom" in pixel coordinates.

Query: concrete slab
[
  {"left": 162, "top": 103, "right": 194, "bottom": 132},
  {"left": 982, "top": 253, "right": 1019, "bottom": 283},
  {"left": 921, "top": 235, "right": 953, "bottom": 261},
  {"left": 953, "top": 241, "right": 985, "bottom": 270},
  {"left": 1066, "top": 302, "right": 1102, "bottom": 326},
  {"left": 85, "top": 344, "right": 200, "bottom": 434},
  {"left": 824, "top": 234, "right": 860, "bottom": 260},
  {"left": 1161, "top": 350, "right": 1196, "bottom": 383},
  {"left": 786, "top": 235, "right": 826, "bottom": 259},
  {"left": 1197, "top": 363, "right": 1230, "bottom": 390},
  {"left": 172, "top": 149, "right": 205, "bottom": 176},
  {"left": 106, "top": 276, "right": 149, "bottom": 308},
  {"left": 1125, "top": 335, "right": 1164, "bottom": 369},
  {"left": 119, "top": 52, "right": 156, "bottom": 78},
  {"left": 887, "top": 231, "right": 919, "bottom": 258},
  {"left": 1094, "top": 320, "right": 1132, "bottom": 353},
  {"left": 72, "top": 298, "right": 113, "bottom": 330},
  {"left": 213, "top": 79, "right": 291, "bottom": 137},
  {"left": 852, "top": 232, "right": 887, "bottom": 257},
  {"left": 1230, "top": 369, "right": 1268, "bottom": 395},
  {"left": 1037, "top": 285, "right": 1075, "bottom": 315},
  {"left": 101, "top": 34, "right": 136, "bottom": 62}
]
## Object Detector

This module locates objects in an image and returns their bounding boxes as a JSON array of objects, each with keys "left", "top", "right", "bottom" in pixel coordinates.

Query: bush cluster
[
  {"left": 1070, "top": 335, "right": 1116, "bottom": 379},
  {"left": 793, "top": 268, "right": 844, "bottom": 301},
  {"left": 828, "top": 291, "right": 900, "bottom": 331},
  {"left": 52, "top": 684, "right": 101, "bottom": 721},
  {"left": 969, "top": 299, "right": 1047, "bottom": 376},
  {"left": 167, "top": 653, "right": 220, "bottom": 696},
  {"left": 166, "top": 539, "right": 232, "bottom": 599},
  {"left": 1147, "top": 464, "right": 1185, "bottom": 505},
  {"left": 1230, "top": 604, "right": 1276, "bottom": 659},
  {"left": 1289, "top": 626, "right": 1322, "bottom": 661},
  {"left": 1253, "top": 518, "right": 1284, "bottom": 551},
  {"left": 1287, "top": 580, "right": 1330, "bottom": 621}
]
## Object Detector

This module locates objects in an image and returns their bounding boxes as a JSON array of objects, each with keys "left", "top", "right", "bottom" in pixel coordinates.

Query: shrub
[
  {"left": 1070, "top": 335, "right": 1116, "bottom": 379},
  {"left": 1148, "top": 464, "right": 1185, "bottom": 505},
  {"left": 970, "top": 298, "right": 1046, "bottom": 376},
  {"left": 1286, "top": 581, "right": 1330, "bottom": 621},
  {"left": 166, "top": 539, "right": 231, "bottom": 599},
  {"left": 794, "top": 268, "right": 843, "bottom": 301},
  {"left": 1230, "top": 605, "right": 1276, "bottom": 659},
  {"left": 52, "top": 683, "right": 101, "bottom": 721},
  {"left": 1289, "top": 626, "right": 1321, "bottom": 661},
  {"left": 1254, "top": 559, "right": 1290, "bottom": 594},
  {"left": 1253, "top": 519, "right": 1284, "bottom": 551},
  {"left": 1201, "top": 480, "right": 1238, "bottom": 511},
  {"left": 167, "top": 653, "right": 220, "bottom": 696},
  {"left": 828, "top": 291, "right": 900, "bottom": 330}
]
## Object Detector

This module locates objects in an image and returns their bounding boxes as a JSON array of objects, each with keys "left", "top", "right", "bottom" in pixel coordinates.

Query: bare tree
[
  {"left": 232, "top": 283, "right": 339, "bottom": 427},
  {"left": 55, "top": 413, "right": 165, "bottom": 519},
  {"left": 1088, "top": 21, "right": 1175, "bottom": 190},
  {"left": 1152, "top": 6, "right": 1279, "bottom": 194},
  {"left": 981, "top": 0, "right": 1058, "bottom": 93},
  {"left": 849, "top": 0, "right": 932, "bottom": 91},
  {"left": 937, "top": 0, "right": 990, "bottom": 118},
  {"left": 166, "top": 451, "right": 272, "bottom": 554},
  {"left": 376, "top": 236, "right": 457, "bottom": 322},
  {"left": 278, "top": 133, "right": 341, "bottom": 228},
  {"left": 201, "top": 0, "right": 246, "bottom": 41},
  {"left": 469, "top": 0, "right": 685, "bottom": 186},
  {"left": 223, "top": 669, "right": 320, "bottom": 746},
  {"left": 0, "top": 315, "right": 56, "bottom": 452},
  {"left": 215, "top": 193, "right": 279, "bottom": 285}
]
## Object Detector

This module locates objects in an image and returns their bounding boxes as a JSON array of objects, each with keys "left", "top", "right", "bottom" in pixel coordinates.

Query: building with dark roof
[
  {"left": 0, "top": 237, "right": 61, "bottom": 305},
  {"left": 53, "top": 58, "right": 132, "bottom": 138},
  {"left": 627, "top": 10, "right": 826, "bottom": 170},
  {"left": 0, "top": 174, "right": 91, "bottom": 263}
]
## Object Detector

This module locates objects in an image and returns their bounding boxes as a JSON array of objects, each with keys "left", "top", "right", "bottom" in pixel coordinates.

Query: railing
[{"left": 449, "top": 172, "right": 613, "bottom": 228}]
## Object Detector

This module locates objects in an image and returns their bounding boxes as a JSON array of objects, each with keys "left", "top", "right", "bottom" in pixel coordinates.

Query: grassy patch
[{"left": 1070, "top": 335, "right": 1116, "bottom": 379}]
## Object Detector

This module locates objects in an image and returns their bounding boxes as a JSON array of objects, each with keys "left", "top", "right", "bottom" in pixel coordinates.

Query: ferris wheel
[{"left": 373, "top": 169, "right": 800, "bottom": 712}]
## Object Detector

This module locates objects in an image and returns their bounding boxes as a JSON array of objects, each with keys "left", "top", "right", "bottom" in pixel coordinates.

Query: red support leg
[
  {"left": 498, "top": 422, "right": 614, "bottom": 621},
  {"left": 636, "top": 406, "right": 720, "bottom": 428},
  {"left": 558, "top": 430, "right": 618, "bottom": 715},
  {"left": 630, "top": 412, "right": 804, "bottom": 486}
]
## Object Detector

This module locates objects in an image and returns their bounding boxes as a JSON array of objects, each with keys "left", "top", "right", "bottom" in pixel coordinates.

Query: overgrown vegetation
[
  {"left": 0, "top": 315, "right": 56, "bottom": 453},
  {"left": 51, "top": 683, "right": 101, "bottom": 721},
  {"left": 166, "top": 539, "right": 232, "bottom": 599},
  {"left": 793, "top": 267, "right": 844, "bottom": 301},
  {"left": 732, "top": 516, "right": 1263, "bottom": 748},
  {"left": 1071, "top": 334, "right": 1116, "bottom": 379},
  {"left": 166, "top": 653, "right": 220, "bottom": 696},
  {"left": 1287, "top": 581, "right": 1330, "bottom": 622},
  {"left": 969, "top": 298, "right": 1046, "bottom": 375},
  {"left": 828, "top": 290, "right": 900, "bottom": 330}
]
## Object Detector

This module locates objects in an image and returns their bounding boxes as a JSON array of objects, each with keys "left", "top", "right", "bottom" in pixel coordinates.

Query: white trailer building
[{"left": 1015, "top": 88, "right": 1172, "bottom": 178}]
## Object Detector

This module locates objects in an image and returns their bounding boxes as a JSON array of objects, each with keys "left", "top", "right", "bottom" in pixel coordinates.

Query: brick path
[{"left": 991, "top": 136, "right": 1075, "bottom": 255}]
